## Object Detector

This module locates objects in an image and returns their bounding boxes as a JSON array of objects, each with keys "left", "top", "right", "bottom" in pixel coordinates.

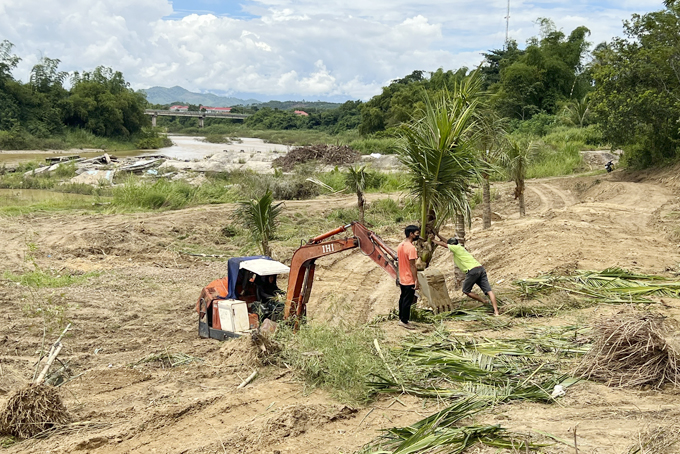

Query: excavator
[{"left": 196, "top": 222, "right": 400, "bottom": 339}]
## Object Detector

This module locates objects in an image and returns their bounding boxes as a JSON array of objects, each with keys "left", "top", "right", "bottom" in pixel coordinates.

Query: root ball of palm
[
  {"left": 578, "top": 313, "right": 680, "bottom": 388},
  {"left": 0, "top": 383, "right": 70, "bottom": 439}
]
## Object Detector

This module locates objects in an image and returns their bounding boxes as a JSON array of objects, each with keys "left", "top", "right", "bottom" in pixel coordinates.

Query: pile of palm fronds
[
  {"left": 516, "top": 267, "right": 680, "bottom": 303},
  {"left": 132, "top": 351, "right": 203, "bottom": 368},
  {"left": 272, "top": 144, "right": 361, "bottom": 171},
  {"left": 0, "top": 384, "right": 70, "bottom": 439},
  {"left": 367, "top": 397, "right": 544, "bottom": 453},
  {"left": 627, "top": 425, "right": 680, "bottom": 454},
  {"left": 577, "top": 312, "right": 680, "bottom": 388},
  {"left": 364, "top": 328, "right": 585, "bottom": 453}
]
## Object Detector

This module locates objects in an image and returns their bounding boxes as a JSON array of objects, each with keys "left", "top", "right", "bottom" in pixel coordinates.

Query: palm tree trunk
[
  {"left": 357, "top": 192, "right": 365, "bottom": 224},
  {"left": 519, "top": 190, "right": 526, "bottom": 217},
  {"left": 453, "top": 213, "right": 466, "bottom": 289},
  {"left": 262, "top": 236, "right": 271, "bottom": 257},
  {"left": 482, "top": 174, "right": 491, "bottom": 229}
]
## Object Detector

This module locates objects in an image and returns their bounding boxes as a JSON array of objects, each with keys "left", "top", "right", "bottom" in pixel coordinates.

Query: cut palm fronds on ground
[
  {"left": 501, "top": 294, "right": 593, "bottom": 318},
  {"left": 0, "top": 383, "right": 70, "bottom": 439},
  {"left": 371, "top": 307, "right": 492, "bottom": 325},
  {"left": 370, "top": 329, "right": 581, "bottom": 401},
  {"left": 365, "top": 398, "right": 546, "bottom": 454},
  {"left": 364, "top": 328, "right": 578, "bottom": 454},
  {"left": 627, "top": 425, "right": 680, "bottom": 454},
  {"left": 370, "top": 374, "right": 577, "bottom": 403},
  {"left": 515, "top": 268, "right": 680, "bottom": 303},
  {"left": 132, "top": 351, "right": 203, "bottom": 368},
  {"left": 371, "top": 424, "right": 543, "bottom": 454},
  {"left": 577, "top": 312, "right": 680, "bottom": 388}
]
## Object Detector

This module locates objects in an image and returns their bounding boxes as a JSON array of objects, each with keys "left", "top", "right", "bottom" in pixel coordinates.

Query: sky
[{"left": 0, "top": 0, "right": 666, "bottom": 102}]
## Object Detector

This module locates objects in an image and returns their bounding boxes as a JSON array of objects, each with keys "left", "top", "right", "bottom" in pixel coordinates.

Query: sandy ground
[{"left": 1, "top": 166, "right": 680, "bottom": 453}]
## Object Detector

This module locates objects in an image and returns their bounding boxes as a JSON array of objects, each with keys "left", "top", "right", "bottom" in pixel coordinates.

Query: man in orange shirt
[{"left": 397, "top": 225, "right": 420, "bottom": 329}]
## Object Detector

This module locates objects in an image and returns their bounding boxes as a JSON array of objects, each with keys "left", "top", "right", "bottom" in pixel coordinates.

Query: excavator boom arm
[{"left": 284, "top": 222, "right": 399, "bottom": 319}]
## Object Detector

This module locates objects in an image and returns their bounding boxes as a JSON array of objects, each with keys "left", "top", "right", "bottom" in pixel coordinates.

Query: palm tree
[
  {"left": 506, "top": 140, "right": 537, "bottom": 217},
  {"left": 397, "top": 74, "right": 483, "bottom": 267},
  {"left": 234, "top": 189, "right": 283, "bottom": 257},
  {"left": 346, "top": 165, "right": 367, "bottom": 224},
  {"left": 562, "top": 96, "right": 591, "bottom": 128},
  {"left": 474, "top": 110, "right": 508, "bottom": 229}
]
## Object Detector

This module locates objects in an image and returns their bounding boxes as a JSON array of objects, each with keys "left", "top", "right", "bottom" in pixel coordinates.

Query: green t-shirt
[{"left": 447, "top": 244, "right": 482, "bottom": 273}]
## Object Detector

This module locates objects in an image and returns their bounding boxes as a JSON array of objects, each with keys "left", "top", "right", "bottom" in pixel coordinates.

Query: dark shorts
[{"left": 462, "top": 266, "right": 492, "bottom": 295}]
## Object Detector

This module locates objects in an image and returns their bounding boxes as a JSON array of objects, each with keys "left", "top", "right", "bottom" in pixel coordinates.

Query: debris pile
[
  {"left": 578, "top": 312, "right": 680, "bottom": 388},
  {"left": 0, "top": 383, "right": 71, "bottom": 439},
  {"left": 272, "top": 144, "right": 361, "bottom": 171}
]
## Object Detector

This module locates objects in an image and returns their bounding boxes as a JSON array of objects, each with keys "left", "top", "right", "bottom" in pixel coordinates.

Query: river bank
[{"left": 0, "top": 135, "right": 290, "bottom": 166}]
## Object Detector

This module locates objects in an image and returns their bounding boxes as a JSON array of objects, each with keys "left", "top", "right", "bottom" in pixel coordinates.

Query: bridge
[{"left": 144, "top": 110, "right": 251, "bottom": 127}]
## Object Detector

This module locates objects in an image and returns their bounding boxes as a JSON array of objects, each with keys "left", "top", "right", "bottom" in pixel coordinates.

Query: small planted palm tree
[
  {"left": 234, "top": 189, "right": 283, "bottom": 257},
  {"left": 506, "top": 140, "right": 536, "bottom": 217},
  {"left": 474, "top": 110, "right": 508, "bottom": 229},
  {"left": 346, "top": 165, "right": 367, "bottom": 224},
  {"left": 397, "top": 74, "right": 483, "bottom": 267}
]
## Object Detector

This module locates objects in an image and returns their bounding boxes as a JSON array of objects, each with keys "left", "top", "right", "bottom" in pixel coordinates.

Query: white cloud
[{"left": 0, "top": 0, "right": 665, "bottom": 100}]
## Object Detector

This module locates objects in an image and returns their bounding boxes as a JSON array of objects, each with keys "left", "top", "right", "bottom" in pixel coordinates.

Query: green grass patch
[
  {"left": 276, "top": 322, "right": 388, "bottom": 404},
  {"left": 4, "top": 268, "right": 99, "bottom": 288},
  {"left": 0, "top": 189, "right": 101, "bottom": 215},
  {"left": 527, "top": 141, "right": 585, "bottom": 179},
  {"left": 111, "top": 176, "right": 236, "bottom": 210}
]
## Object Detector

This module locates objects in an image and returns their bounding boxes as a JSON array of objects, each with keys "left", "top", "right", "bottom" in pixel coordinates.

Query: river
[{"left": 0, "top": 135, "right": 290, "bottom": 165}]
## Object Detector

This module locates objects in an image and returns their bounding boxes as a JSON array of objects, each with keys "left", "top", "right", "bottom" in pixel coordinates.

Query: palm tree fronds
[{"left": 515, "top": 268, "right": 680, "bottom": 302}]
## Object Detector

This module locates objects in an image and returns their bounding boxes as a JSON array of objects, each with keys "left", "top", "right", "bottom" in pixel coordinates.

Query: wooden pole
[
  {"left": 237, "top": 370, "right": 258, "bottom": 389},
  {"left": 35, "top": 342, "right": 63, "bottom": 384}
]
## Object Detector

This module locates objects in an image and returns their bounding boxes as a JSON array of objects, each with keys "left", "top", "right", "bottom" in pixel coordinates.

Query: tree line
[
  {"left": 0, "top": 41, "right": 160, "bottom": 150},
  {"left": 3, "top": 1, "right": 680, "bottom": 167}
]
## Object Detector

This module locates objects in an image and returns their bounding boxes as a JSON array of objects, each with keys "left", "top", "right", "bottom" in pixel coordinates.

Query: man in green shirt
[{"left": 430, "top": 235, "right": 500, "bottom": 316}]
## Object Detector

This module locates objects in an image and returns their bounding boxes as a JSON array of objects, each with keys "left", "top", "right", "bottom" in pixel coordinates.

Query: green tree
[
  {"left": 234, "top": 189, "right": 284, "bottom": 257},
  {"left": 561, "top": 96, "right": 591, "bottom": 128},
  {"left": 63, "top": 66, "right": 149, "bottom": 137},
  {"left": 397, "top": 75, "right": 483, "bottom": 267},
  {"left": 489, "top": 20, "right": 592, "bottom": 120},
  {"left": 591, "top": 1, "right": 680, "bottom": 167}
]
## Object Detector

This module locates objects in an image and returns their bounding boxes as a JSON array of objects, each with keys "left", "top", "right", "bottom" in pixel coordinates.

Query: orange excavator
[
  {"left": 284, "top": 221, "right": 398, "bottom": 320},
  {"left": 196, "top": 222, "right": 398, "bottom": 339}
]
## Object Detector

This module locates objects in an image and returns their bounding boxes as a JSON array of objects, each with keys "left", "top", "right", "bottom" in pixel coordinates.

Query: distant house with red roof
[
  {"left": 294, "top": 110, "right": 309, "bottom": 116},
  {"left": 170, "top": 105, "right": 189, "bottom": 112},
  {"left": 204, "top": 107, "right": 232, "bottom": 113}
]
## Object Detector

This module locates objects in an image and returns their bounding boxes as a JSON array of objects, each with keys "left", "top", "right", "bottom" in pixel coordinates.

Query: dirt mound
[
  {"left": 273, "top": 144, "right": 361, "bottom": 171},
  {"left": 219, "top": 333, "right": 281, "bottom": 370},
  {"left": 48, "top": 220, "right": 168, "bottom": 259},
  {"left": 205, "top": 403, "right": 357, "bottom": 453},
  {"left": 261, "top": 404, "right": 356, "bottom": 440}
]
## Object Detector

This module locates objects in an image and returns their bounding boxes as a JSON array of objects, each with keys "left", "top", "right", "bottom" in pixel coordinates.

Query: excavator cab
[{"left": 196, "top": 256, "right": 290, "bottom": 340}]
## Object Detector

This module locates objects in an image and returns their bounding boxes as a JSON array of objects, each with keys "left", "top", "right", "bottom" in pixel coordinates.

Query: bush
[
  {"left": 53, "top": 162, "right": 76, "bottom": 178},
  {"left": 276, "top": 323, "right": 387, "bottom": 403},
  {"left": 112, "top": 177, "right": 196, "bottom": 209}
]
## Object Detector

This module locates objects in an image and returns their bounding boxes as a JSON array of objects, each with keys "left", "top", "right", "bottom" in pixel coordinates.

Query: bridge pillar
[
  {"left": 151, "top": 115, "right": 157, "bottom": 127},
  {"left": 198, "top": 116, "right": 205, "bottom": 128}
]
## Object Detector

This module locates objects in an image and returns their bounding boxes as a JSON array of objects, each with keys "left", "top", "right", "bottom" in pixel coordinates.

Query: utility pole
[{"left": 504, "top": 0, "right": 510, "bottom": 48}]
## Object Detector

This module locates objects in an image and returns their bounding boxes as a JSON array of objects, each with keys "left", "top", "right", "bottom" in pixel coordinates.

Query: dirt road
[{"left": 1, "top": 168, "right": 679, "bottom": 453}]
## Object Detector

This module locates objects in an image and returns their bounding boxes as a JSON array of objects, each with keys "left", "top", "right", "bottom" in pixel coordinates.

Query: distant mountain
[
  {"left": 140, "top": 86, "right": 346, "bottom": 110},
  {"left": 140, "top": 86, "right": 260, "bottom": 107}
]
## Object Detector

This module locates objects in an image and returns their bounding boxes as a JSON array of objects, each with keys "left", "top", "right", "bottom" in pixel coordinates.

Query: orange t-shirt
[{"left": 397, "top": 240, "right": 418, "bottom": 285}]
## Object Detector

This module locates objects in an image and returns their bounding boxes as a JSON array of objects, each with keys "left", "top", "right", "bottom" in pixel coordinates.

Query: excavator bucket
[{"left": 417, "top": 268, "right": 454, "bottom": 313}]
